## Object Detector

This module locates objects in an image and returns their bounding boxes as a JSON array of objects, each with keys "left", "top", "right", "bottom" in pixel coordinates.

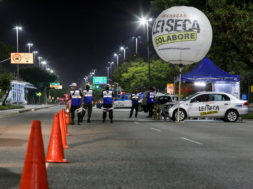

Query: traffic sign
[
  {"left": 11, "top": 53, "right": 34, "bottom": 64},
  {"left": 93, "top": 77, "right": 107, "bottom": 84}
]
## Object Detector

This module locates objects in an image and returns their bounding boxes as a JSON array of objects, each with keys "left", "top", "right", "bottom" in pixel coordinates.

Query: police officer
[
  {"left": 101, "top": 84, "right": 114, "bottom": 123},
  {"left": 82, "top": 84, "right": 93, "bottom": 123},
  {"left": 69, "top": 83, "right": 83, "bottom": 125},
  {"left": 129, "top": 90, "right": 140, "bottom": 118},
  {"left": 146, "top": 87, "right": 157, "bottom": 118}
]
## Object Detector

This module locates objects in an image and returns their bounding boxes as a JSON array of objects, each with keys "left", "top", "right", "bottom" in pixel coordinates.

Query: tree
[
  {"left": 0, "top": 73, "right": 13, "bottom": 105},
  {"left": 20, "top": 67, "right": 58, "bottom": 89},
  {"left": 112, "top": 58, "right": 178, "bottom": 92}
]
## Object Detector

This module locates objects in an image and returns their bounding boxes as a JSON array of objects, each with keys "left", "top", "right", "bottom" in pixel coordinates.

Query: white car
[{"left": 169, "top": 92, "right": 249, "bottom": 122}]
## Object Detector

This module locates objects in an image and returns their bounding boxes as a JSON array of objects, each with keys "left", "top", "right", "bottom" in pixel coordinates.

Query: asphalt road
[{"left": 1, "top": 105, "right": 253, "bottom": 189}]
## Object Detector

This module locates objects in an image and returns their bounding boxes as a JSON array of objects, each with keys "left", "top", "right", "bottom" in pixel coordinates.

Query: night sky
[{"left": 0, "top": 0, "right": 151, "bottom": 85}]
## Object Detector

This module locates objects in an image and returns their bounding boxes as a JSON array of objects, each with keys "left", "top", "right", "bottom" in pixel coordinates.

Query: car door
[
  {"left": 209, "top": 94, "right": 231, "bottom": 117},
  {"left": 188, "top": 94, "right": 210, "bottom": 117}
]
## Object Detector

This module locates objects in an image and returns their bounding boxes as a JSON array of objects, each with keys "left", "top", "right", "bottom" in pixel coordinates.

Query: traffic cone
[
  {"left": 46, "top": 113, "right": 68, "bottom": 163},
  {"left": 59, "top": 110, "right": 69, "bottom": 149},
  {"left": 20, "top": 120, "right": 49, "bottom": 189},
  {"left": 62, "top": 109, "right": 69, "bottom": 136},
  {"left": 66, "top": 111, "right": 70, "bottom": 125}
]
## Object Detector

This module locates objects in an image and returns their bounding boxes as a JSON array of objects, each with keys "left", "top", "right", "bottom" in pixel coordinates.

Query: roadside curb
[{"left": 0, "top": 105, "right": 56, "bottom": 118}]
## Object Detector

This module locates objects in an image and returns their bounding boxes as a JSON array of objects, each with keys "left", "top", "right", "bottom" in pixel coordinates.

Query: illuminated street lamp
[
  {"left": 33, "top": 51, "right": 38, "bottom": 66},
  {"left": 139, "top": 16, "right": 153, "bottom": 87},
  {"left": 114, "top": 53, "right": 119, "bottom": 67},
  {"left": 27, "top": 42, "right": 33, "bottom": 53},
  {"left": 14, "top": 26, "right": 22, "bottom": 79},
  {"left": 120, "top": 46, "right": 126, "bottom": 62},
  {"left": 132, "top": 36, "right": 141, "bottom": 55},
  {"left": 41, "top": 60, "right": 47, "bottom": 69},
  {"left": 50, "top": 69, "right": 54, "bottom": 73},
  {"left": 106, "top": 67, "right": 110, "bottom": 78},
  {"left": 38, "top": 56, "right": 42, "bottom": 68}
]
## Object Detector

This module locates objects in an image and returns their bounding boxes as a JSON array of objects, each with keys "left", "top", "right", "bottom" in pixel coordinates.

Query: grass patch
[
  {"left": 242, "top": 112, "right": 253, "bottom": 119},
  {"left": 0, "top": 105, "right": 24, "bottom": 110}
]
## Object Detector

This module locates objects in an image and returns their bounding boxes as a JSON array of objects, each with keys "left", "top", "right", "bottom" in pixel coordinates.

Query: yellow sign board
[
  {"left": 167, "top": 83, "right": 174, "bottom": 94},
  {"left": 11, "top": 53, "right": 34, "bottom": 64},
  {"left": 251, "top": 85, "right": 253, "bottom": 93}
]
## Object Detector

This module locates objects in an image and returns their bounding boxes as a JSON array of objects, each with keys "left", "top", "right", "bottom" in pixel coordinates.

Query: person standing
[
  {"left": 129, "top": 90, "right": 140, "bottom": 118},
  {"left": 101, "top": 84, "right": 114, "bottom": 123},
  {"left": 82, "top": 84, "right": 93, "bottom": 123},
  {"left": 69, "top": 83, "right": 83, "bottom": 125},
  {"left": 146, "top": 87, "right": 157, "bottom": 118}
]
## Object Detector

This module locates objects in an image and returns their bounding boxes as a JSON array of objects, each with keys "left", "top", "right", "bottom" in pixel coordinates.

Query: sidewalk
[{"left": 0, "top": 104, "right": 56, "bottom": 118}]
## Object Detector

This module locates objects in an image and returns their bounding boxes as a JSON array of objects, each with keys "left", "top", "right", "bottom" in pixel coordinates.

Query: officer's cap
[{"left": 70, "top": 83, "right": 77, "bottom": 87}]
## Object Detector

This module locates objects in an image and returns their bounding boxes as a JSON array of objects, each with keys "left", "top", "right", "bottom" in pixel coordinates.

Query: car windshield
[{"left": 181, "top": 93, "right": 199, "bottom": 101}]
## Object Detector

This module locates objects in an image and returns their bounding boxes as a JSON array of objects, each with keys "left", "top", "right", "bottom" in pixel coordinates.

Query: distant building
[{"left": 4, "top": 80, "right": 36, "bottom": 105}]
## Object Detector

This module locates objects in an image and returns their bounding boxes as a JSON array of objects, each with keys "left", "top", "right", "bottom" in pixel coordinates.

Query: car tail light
[{"left": 243, "top": 102, "right": 249, "bottom": 106}]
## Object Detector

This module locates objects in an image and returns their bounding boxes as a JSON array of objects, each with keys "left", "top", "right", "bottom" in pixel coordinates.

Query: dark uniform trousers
[
  {"left": 70, "top": 105, "right": 82, "bottom": 123},
  {"left": 103, "top": 104, "right": 113, "bottom": 121},
  {"left": 130, "top": 103, "right": 138, "bottom": 117},
  {"left": 83, "top": 103, "right": 92, "bottom": 121},
  {"left": 148, "top": 103, "right": 154, "bottom": 117}
]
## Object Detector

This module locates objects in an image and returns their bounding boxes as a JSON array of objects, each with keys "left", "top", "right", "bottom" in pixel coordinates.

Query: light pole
[
  {"left": 27, "top": 42, "right": 33, "bottom": 53},
  {"left": 38, "top": 56, "right": 42, "bottom": 68},
  {"left": 41, "top": 60, "right": 47, "bottom": 69},
  {"left": 120, "top": 46, "right": 126, "bottom": 62},
  {"left": 106, "top": 67, "right": 110, "bottom": 78},
  {"left": 139, "top": 17, "right": 153, "bottom": 87},
  {"left": 132, "top": 36, "right": 140, "bottom": 55},
  {"left": 108, "top": 61, "right": 114, "bottom": 76},
  {"left": 33, "top": 51, "right": 38, "bottom": 66},
  {"left": 114, "top": 53, "right": 119, "bottom": 67},
  {"left": 14, "top": 26, "right": 22, "bottom": 79}
]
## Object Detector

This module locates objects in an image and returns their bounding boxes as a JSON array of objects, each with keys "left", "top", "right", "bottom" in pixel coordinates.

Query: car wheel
[
  {"left": 173, "top": 109, "right": 186, "bottom": 121},
  {"left": 225, "top": 110, "right": 238, "bottom": 122}
]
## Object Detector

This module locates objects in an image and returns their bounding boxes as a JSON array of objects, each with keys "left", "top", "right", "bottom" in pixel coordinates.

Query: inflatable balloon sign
[{"left": 152, "top": 6, "right": 212, "bottom": 65}]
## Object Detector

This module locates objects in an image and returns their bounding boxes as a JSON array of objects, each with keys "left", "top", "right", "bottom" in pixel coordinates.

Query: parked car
[{"left": 169, "top": 92, "right": 249, "bottom": 122}]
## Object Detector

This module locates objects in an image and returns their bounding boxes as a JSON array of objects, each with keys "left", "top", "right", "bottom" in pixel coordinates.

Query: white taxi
[{"left": 169, "top": 92, "right": 249, "bottom": 122}]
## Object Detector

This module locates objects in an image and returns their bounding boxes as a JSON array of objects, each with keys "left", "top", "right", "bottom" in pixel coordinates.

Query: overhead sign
[
  {"left": 152, "top": 6, "right": 213, "bottom": 65},
  {"left": 93, "top": 77, "right": 107, "bottom": 84},
  {"left": 50, "top": 82, "right": 60, "bottom": 88},
  {"left": 54, "top": 85, "right": 62, "bottom": 89},
  {"left": 11, "top": 53, "right": 34, "bottom": 64}
]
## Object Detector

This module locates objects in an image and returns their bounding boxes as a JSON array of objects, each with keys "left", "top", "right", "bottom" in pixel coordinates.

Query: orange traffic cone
[
  {"left": 20, "top": 120, "right": 49, "bottom": 189},
  {"left": 59, "top": 110, "right": 69, "bottom": 149},
  {"left": 62, "top": 109, "right": 69, "bottom": 136},
  {"left": 46, "top": 113, "right": 68, "bottom": 163},
  {"left": 66, "top": 111, "right": 70, "bottom": 125}
]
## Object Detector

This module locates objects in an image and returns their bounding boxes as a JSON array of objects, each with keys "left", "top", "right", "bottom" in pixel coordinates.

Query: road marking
[
  {"left": 151, "top": 128, "right": 161, "bottom": 132},
  {"left": 180, "top": 137, "right": 203, "bottom": 145},
  {"left": 134, "top": 122, "right": 140, "bottom": 124}
]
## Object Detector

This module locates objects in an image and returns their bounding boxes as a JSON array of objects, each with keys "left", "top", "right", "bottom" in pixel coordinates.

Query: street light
[
  {"left": 41, "top": 60, "right": 47, "bottom": 69},
  {"left": 114, "top": 53, "right": 119, "bottom": 67},
  {"left": 132, "top": 36, "right": 141, "bottom": 56},
  {"left": 33, "top": 51, "right": 38, "bottom": 67},
  {"left": 50, "top": 69, "right": 54, "bottom": 73},
  {"left": 106, "top": 67, "right": 110, "bottom": 78},
  {"left": 139, "top": 16, "right": 153, "bottom": 87},
  {"left": 38, "top": 56, "right": 42, "bottom": 68},
  {"left": 27, "top": 42, "right": 33, "bottom": 53},
  {"left": 14, "top": 26, "right": 22, "bottom": 79},
  {"left": 120, "top": 46, "right": 126, "bottom": 62},
  {"left": 108, "top": 61, "right": 114, "bottom": 76}
]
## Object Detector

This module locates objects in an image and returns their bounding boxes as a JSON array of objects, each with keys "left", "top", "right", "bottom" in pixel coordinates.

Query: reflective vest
[
  {"left": 83, "top": 89, "right": 93, "bottom": 104},
  {"left": 70, "top": 90, "right": 82, "bottom": 106},
  {"left": 103, "top": 90, "right": 113, "bottom": 104},
  {"left": 147, "top": 91, "right": 157, "bottom": 103},
  {"left": 131, "top": 93, "right": 139, "bottom": 104}
]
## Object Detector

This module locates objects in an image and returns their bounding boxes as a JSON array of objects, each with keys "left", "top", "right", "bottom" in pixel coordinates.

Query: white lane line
[
  {"left": 46, "top": 162, "right": 49, "bottom": 169},
  {"left": 134, "top": 122, "right": 140, "bottom": 124},
  {"left": 180, "top": 137, "right": 203, "bottom": 145},
  {"left": 151, "top": 128, "right": 161, "bottom": 132}
]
